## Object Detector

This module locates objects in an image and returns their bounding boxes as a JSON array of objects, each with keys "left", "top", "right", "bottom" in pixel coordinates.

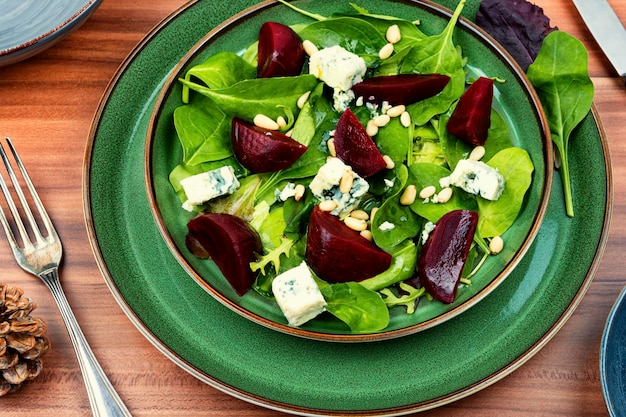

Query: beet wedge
[
  {"left": 351, "top": 73, "right": 450, "bottom": 105},
  {"left": 446, "top": 76, "right": 494, "bottom": 146},
  {"left": 232, "top": 117, "right": 307, "bottom": 173},
  {"left": 187, "top": 213, "right": 262, "bottom": 296},
  {"left": 418, "top": 210, "right": 478, "bottom": 304},
  {"left": 257, "top": 22, "right": 306, "bottom": 78},
  {"left": 306, "top": 206, "right": 392, "bottom": 283},
  {"left": 333, "top": 108, "right": 387, "bottom": 178}
]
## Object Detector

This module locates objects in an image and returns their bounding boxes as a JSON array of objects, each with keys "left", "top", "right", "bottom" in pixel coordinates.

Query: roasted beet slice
[
  {"left": 257, "top": 22, "right": 305, "bottom": 78},
  {"left": 333, "top": 108, "right": 387, "bottom": 178},
  {"left": 446, "top": 76, "right": 494, "bottom": 146},
  {"left": 231, "top": 117, "right": 307, "bottom": 173},
  {"left": 351, "top": 74, "right": 450, "bottom": 105},
  {"left": 187, "top": 213, "right": 262, "bottom": 296},
  {"left": 418, "top": 210, "right": 478, "bottom": 304},
  {"left": 306, "top": 206, "right": 392, "bottom": 283}
]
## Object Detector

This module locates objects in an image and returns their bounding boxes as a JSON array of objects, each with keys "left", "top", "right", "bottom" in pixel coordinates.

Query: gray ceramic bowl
[{"left": 0, "top": 0, "right": 102, "bottom": 67}]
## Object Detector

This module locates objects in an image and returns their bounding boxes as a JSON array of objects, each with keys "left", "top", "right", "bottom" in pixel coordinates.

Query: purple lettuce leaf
[{"left": 476, "top": 0, "right": 557, "bottom": 71}]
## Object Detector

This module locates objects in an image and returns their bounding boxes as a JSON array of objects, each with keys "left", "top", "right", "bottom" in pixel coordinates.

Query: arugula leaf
[
  {"left": 527, "top": 30, "right": 593, "bottom": 217},
  {"left": 379, "top": 282, "right": 426, "bottom": 314},
  {"left": 250, "top": 237, "right": 295, "bottom": 276}
]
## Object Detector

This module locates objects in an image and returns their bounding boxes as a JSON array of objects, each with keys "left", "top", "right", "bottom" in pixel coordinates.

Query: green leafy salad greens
[{"left": 168, "top": 0, "right": 535, "bottom": 334}]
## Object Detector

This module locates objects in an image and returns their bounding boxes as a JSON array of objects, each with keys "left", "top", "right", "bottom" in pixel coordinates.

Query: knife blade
[{"left": 572, "top": 0, "right": 626, "bottom": 78}]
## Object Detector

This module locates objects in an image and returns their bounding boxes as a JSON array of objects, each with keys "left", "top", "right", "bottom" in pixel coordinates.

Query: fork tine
[
  {"left": 0, "top": 137, "right": 56, "bottom": 248},
  {"left": 0, "top": 142, "right": 31, "bottom": 250}
]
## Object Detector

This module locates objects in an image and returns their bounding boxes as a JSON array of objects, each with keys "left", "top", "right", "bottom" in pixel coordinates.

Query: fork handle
[{"left": 41, "top": 268, "right": 132, "bottom": 417}]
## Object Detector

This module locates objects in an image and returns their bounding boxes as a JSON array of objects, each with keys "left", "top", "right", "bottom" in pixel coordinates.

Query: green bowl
[{"left": 145, "top": 0, "right": 552, "bottom": 342}]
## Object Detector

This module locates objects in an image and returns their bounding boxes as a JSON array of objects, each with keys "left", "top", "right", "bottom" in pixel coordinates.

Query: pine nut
[
  {"left": 339, "top": 169, "right": 354, "bottom": 193},
  {"left": 254, "top": 114, "right": 279, "bottom": 130},
  {"left": 386, "top": 24, "right": 401, "bottom": 44},
  {"left": 327, "top": 138, "right": 336, "bottom": 157},
  {"left": 489, "top": 236, "right": 504, "bottom": 254},
  {"left": 383, "top": 155, "right": 395, "bottom": 169},
  {"left": 319, "top": 200, "right": 338, "bottom": 212},
  {"left": 294, "top": 184, "right": 305, "bottom": 201},
  {"left": 400, "top": 185, "right": 417, "bottom": 205},
  {"left": 437, "top": 187, "right": 453, "bottom": 203},
  {"left": 297, "top": 90, "right": 311, "bottom": 109},
  {"left": 469, "top": 145, "right": 486, "bottom": 161},
  {"left": 370, "top": 207, "right": 379, "bottom": 222},
  {"left": 302, "top": 39, "right": 318, "bottom": 56},
  {"left": 344, "top": 216, "right": 368, "bottom": 232},
  {"left": 419, "top": 185, "right": 436, "bottom": 199},
  {"left": 355, "top": 96, "right": 364, "bottom": 106},
  {"left": 386, "top": 104, "right": 406, "bottom": 118},
  {"left": 400, "top": 111, "right": 411, "bottom": 128},
  {"left": 373, "top": 114, "right": 391, "bottom": 127},
  {"left": 350, "top": 210, "right": 369, "bottom": 220},
  {"left": 276, "top": 116, "right": 287, "bottom": 128},
  {"left": 360, "top": 229, "right": 373, "bottom": 241},
  {"left": 379, "top": 43, "right": 394, "bottom": 60},
  {"left": 366, "top": 120, "right": 379, "bottom": 136}
]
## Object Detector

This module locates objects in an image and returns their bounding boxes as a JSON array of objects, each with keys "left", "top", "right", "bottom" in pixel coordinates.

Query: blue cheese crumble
[
  {"left": 275, "top": 182, "right": 297, "bottom": 202},
  {"left": 271, "top": 261, "right": 327, "bottom": 327},
  {"left": 439, "top": 159, "right": 505, "bottom": 201},
  {"left": 180, "top": 166, "right": 240, "bottom": 211},
  {"left": 308, "top": 45, "right": 367, "bottom": 112},
  {"left": 309, "top": 157, "right": 369, "bottom": 218}
]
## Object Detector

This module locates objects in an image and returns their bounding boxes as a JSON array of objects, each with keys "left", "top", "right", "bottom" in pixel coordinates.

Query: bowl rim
[{"left": 144, "top": 0, "right": 553, "bottom": 343}]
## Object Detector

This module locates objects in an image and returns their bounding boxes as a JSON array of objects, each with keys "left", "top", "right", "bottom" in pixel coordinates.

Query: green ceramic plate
[
  {"left": 145, "top": 0, "right": 552, "bottom": 342},
  {"left": 84, "top": 0, "right": 612, "bottom": 414}
]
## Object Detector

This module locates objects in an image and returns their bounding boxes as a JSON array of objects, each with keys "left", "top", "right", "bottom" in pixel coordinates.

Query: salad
[{"left": 166, "top": 0, "right": 536, "bottom": 334}]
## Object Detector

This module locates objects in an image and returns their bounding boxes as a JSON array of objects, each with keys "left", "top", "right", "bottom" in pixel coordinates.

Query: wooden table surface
[{"left": 0, "top": 0, "right": 624, "bottom": 415}]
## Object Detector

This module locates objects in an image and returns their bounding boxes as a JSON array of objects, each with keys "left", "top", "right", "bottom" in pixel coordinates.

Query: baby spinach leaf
[
  {"left": 440, "top": 107, "right": 513, "bottom": 170},
  {"left": 360, "top": 240, "right": 418, "bottom": 291},
  {"left": 298, "top": 17, "right": 387, "bottom": 65},
  {"left": 371, "top": 165, "right": 423, "bottom": 248},
  {"left": 400, "top": 0, "right": 467, "bottom": 125},
  {"left": 173, "top": 96, "right": 232, "bottom": 165},
  {"left": 276, "top": 0, "right": 327, "bottom": 21},
  {"left": 408, "top": 162, "right": 477, "bottom": 223},
  {"left": 290, "top": 83, "right": 335, "bottom": 147},
  {"left": 376, "top": 117, "right": 412, "bottom": 166},
  {"left": 477, "top": 147, "right": 534, "bottom": 237},
  {"left": 526, "top": 30, "right": 593, "bottom": 217},
  {"left": 181, "top": 51, "right": 256, "bottom": 103},
  {"left": 334, "top": 13, "right": 427, "bottom": 53},
  {"left": 283, "top": 192, "right": 316, "bottom": 238},
  {"left": 321, "top": 282, "right": 389, "bottom": 333},
  {"left": 180, "top": 74, "right": 318, "bottom": 121}
]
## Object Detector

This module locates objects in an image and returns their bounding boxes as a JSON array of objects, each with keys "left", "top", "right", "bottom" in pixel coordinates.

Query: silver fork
[{"left": 0, "top": 137, "right": 132, "bottom": 417}]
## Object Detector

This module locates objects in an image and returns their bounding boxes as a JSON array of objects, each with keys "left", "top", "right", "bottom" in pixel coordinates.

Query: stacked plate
[{"left": 84, "top": 0, "right": 612, "bottom": 415}]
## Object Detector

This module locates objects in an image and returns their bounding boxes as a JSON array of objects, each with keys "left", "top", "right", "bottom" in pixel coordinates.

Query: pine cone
[{"left": 0, "top": 283, "right": 50, "bottom": 396}]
